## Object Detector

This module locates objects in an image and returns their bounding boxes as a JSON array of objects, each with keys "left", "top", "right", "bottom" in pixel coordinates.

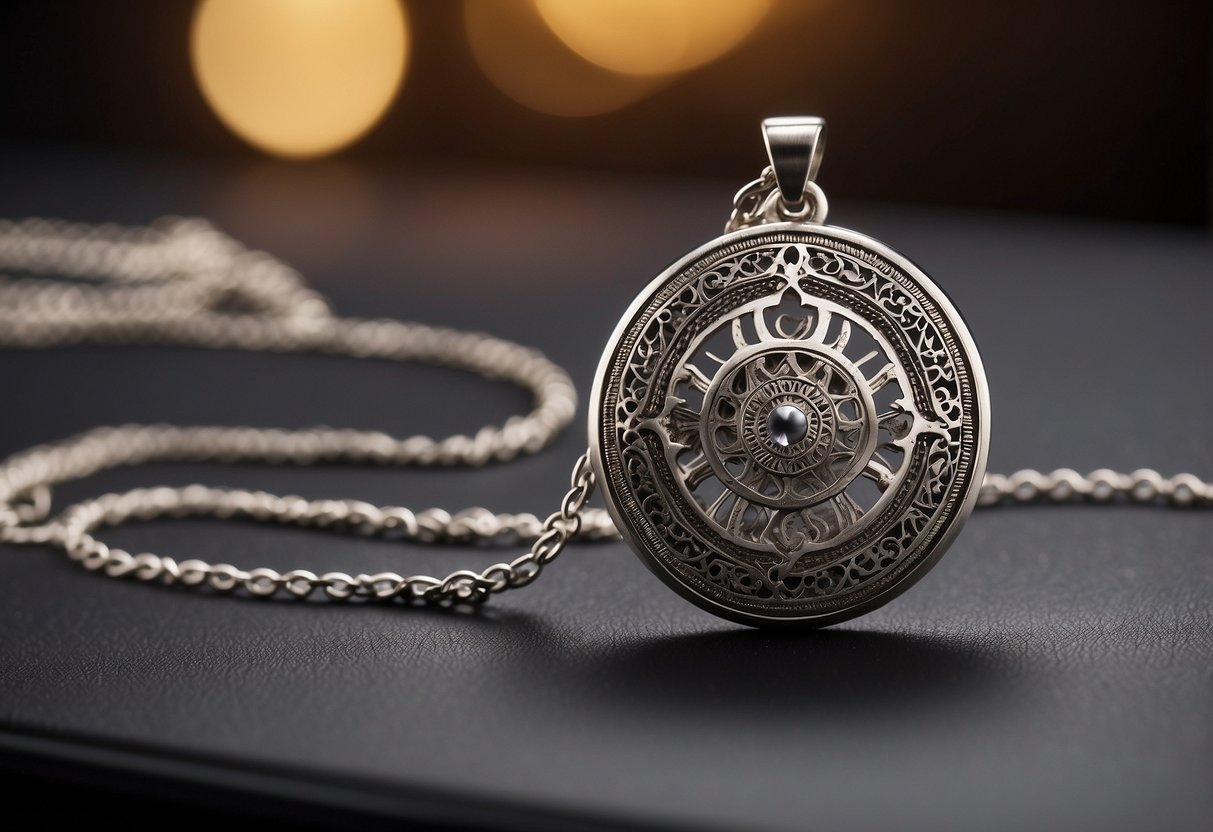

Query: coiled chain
[
  {"left": 0, "top": 217, "right": 611, "bottom": 605},
  {"left": 0, "top": 218, "right": 1208, "bottom": 606}
]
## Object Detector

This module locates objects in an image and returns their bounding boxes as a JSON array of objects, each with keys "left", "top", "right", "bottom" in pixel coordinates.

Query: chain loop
[
  {"left": 6, "top": 457, "right": 599, "bottom": 605},
  {"left": 0, "top": 217, "right": 610, "bottom": 605}
]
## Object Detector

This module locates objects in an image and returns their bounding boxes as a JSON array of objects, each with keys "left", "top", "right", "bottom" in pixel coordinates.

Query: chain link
[
  {"left": 0, "top": 218, "right": 1207, "bottom": 606},
  {"left": 0, "top": 216, "right": 613, "bottom": 605},
  {"left": 724, "top": 166, "right": 828, "bottom": 232},
  {"left": 15, "top": 452, "right": 600, "bottom": 606},
  {"left": 977, "top": 468, "right": 1212, "bottom": 508}
]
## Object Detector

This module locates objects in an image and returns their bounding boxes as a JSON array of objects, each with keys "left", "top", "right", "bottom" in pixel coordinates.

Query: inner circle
[
  {"left": 699, "top": 343, "right": 879, "bottom": 509},
  {"left": 767, "top": 404, "right": 808, "bottom": 447}
]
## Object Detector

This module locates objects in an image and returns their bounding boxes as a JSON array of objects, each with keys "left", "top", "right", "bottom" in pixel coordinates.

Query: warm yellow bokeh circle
[
  {"left": 465, "top": 0, "right": 663, "bottom": 118},
  {"left": 191, "top": 0, "right": 409, "bottom": 159},
  {"left": 532, "top": 0, "right": 773, "bottom": 77}
]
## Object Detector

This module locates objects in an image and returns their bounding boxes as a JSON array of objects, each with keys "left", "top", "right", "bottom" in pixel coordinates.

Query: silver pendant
[{"left": 589, "top": 117, "right": 990, "bottom": 627}]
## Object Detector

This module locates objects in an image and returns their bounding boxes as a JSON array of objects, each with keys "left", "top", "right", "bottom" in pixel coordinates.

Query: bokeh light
[
  {"left": 532, "top": 0, "right": 773, "bottom": 77},
  {"left": 464, "top": 0, "right": 663, "bottom": 118},
  {"left": 191, "top": 0, "right": 409, "bottom": 159}
]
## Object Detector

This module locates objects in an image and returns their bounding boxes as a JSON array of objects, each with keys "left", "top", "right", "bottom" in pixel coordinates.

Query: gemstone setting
[{"left": 766, "top": 404, "right": 808, "bottom": 447}]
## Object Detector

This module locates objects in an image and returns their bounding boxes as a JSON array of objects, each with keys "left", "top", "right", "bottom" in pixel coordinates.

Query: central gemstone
[{"left": 766, "top": 404, "right": 809, "bottom": 447}]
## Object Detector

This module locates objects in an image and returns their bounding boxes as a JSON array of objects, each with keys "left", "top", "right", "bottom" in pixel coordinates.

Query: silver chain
[
  {"left": 0, "top": 217, "right": 610, "bottom": 605},
  {"left": 724, "top": 166, "right": 829, "bottom": 232},
  {"left": 977, "top": 468, "right": 1212, "bottom": 508},
  {"left": 0, "top": 217, "right": 1208, "bottom": 606}
]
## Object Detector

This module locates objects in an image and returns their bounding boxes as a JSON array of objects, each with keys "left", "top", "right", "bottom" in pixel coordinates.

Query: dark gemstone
[{"left": 766, "top": 404, "right": 808, "bottom": 447}]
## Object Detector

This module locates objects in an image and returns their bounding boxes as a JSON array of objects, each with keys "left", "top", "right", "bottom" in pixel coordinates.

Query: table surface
[{"left": 0, "top": 147, "right": 1210, "bottom": 832}]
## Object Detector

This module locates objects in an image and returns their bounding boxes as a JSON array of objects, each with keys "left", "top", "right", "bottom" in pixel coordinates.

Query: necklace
[{"left": 0, "top": 117, "right": 1207, "bottom": 626}]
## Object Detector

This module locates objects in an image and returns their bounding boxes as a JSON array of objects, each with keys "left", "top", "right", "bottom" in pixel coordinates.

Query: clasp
[
  {"left": 761, "top": 116, "right": 826, "bottom": 208},
  {"left": 725, "top": 116, "right": 830, "bottom": 232}
]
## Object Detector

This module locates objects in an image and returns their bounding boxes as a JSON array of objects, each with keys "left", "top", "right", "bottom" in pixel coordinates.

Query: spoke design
[{"left": 662, "top": 290, "right": 919, "bottom": 552}]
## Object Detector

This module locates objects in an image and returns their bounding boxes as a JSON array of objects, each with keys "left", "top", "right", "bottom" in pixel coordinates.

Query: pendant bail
[{"left": 761, "top": 116, "right": 826, "bottom": 208}]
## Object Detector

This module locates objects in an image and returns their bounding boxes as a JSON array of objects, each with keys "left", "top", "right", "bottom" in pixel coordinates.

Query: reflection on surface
[{"left": 216, "top": 159, "right": 377, "bottom": 266}]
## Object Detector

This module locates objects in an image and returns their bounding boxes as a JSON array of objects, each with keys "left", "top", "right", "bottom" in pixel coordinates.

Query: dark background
[
  {"left": 0, "top": 0, "right": 1210, "bottom": 225},
  {"left": 0, "top": 161, "right": 1210, "bottom": 832},
  {"left": 0, "top": 3, "right": 1211, "bottom": 831}
]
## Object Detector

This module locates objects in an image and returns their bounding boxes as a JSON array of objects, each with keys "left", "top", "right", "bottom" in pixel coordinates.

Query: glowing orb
[
  {"left": 465, "top": 0, "right": 662, "bottom": 117},
  {"left": 532, "top": 0, "right": 773, "bottom": 77},
  {"left": 191, "top": 0, "right": 409, "bottom": 159}
]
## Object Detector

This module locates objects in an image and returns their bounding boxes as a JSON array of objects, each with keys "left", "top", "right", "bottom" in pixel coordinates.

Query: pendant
[{"left": 589, "top": 117, "right": 990, "bottom": 627}]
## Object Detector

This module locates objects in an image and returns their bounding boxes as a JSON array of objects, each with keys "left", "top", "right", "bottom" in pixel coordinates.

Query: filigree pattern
[{"left": 595, "top": 229, "right": 985, "bottom": 623}]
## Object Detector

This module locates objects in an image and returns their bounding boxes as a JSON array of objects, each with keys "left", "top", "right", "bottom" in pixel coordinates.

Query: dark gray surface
[{"left": 0, "top": 148, "right": 1210, "bottom": 832}]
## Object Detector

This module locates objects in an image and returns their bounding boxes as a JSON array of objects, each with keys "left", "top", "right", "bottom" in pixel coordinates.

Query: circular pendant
[{"left": 590, "top": 222, "right": 990, "bottom": 627}]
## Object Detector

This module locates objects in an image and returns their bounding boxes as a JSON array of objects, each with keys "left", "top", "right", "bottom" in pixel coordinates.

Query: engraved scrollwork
[{"left": 595, "top": 229, "right": 985, "bottom": 624}]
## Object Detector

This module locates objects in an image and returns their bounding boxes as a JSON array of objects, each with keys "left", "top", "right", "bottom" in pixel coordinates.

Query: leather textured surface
[{"left": 0, "top": 150, "right": 1210, "bottom": 831}]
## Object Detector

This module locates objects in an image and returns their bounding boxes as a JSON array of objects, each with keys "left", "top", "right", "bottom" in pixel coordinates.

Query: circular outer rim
[{"left": 588, "top": 222, "right": 991, "bottom": 628}]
